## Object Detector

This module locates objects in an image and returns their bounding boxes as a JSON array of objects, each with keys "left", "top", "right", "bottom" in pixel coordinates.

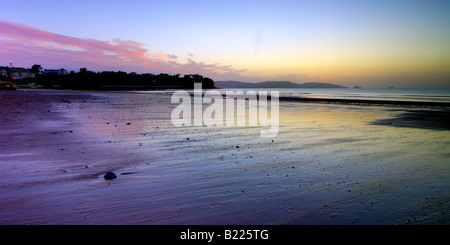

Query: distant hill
[{"left": 215, "top": 81, "right": 346, "bottom": 89}]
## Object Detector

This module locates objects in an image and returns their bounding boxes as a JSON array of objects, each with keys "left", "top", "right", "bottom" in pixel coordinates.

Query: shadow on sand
[{"left": 371, "top": 109, "right": 450, "bottom": 130}]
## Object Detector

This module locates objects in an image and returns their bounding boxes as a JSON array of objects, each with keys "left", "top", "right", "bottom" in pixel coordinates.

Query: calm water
[{"left": 216, "top": 88, "right": 450, "bottom": 103}]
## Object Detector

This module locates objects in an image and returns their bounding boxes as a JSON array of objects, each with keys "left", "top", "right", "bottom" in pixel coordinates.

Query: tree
[{"left": 31, "top": 64, "right": 43, "bottom": 74}]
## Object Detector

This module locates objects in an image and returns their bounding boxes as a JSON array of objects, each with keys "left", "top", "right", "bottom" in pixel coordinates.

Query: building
[
  {"left": 0, "top": 66, "right": 8, "bottom": 77},
  {"left": 43, "top": 68, "right": 68, "bottom": 75},
  {"left": 9, "top": 68, "right": 35, "bottom": 80}
]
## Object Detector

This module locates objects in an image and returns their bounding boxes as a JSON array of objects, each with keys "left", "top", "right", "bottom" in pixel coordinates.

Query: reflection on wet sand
[{"left": 0, "top": 90, "right": 449, "bottom": 224}]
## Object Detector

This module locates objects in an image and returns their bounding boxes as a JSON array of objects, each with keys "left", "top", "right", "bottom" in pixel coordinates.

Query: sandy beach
[{"left": 0, "top": 89, "right": 449, "bottom": 224}]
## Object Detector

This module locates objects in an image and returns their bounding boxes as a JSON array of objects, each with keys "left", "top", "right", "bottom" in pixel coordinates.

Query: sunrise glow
[{"left": 1, "top": 0, "right": 449, "bottom": 88}]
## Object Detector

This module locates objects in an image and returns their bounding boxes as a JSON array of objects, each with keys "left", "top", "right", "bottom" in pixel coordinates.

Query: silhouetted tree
[{"left": 31, "top": 64, "right": 42, "bottom": 74}]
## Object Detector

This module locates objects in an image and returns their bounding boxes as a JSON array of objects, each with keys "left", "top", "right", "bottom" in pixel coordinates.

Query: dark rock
[{"left": 104, "top": 172, "right": 117, "bottom": 180}]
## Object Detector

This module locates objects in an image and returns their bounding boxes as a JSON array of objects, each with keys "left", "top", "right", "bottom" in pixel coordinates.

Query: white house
[
  {"left": 10, "top": 68, "right": 35, "bottom": 80},
  {"left": 43, "top": 68, "right": 68, "bottom": 75}
]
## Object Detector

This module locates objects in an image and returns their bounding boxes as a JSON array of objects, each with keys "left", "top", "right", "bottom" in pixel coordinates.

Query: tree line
[
  {"left": 37, "top": 71, "right": 215, "bottom": 90},
  {"left": 2, "top": 64, "right": 216, "bottom": 90}
]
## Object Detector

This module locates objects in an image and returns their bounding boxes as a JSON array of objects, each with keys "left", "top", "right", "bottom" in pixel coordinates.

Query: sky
[{"left": 1, "top": 0, "right": 449, "bottom": 88}]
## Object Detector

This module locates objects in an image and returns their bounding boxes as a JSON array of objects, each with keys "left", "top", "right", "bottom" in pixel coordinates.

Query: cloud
[
  {"left": 149, "top": 52, "right": 178, "bottom": 60},
  {"left": 0, "top": 20, "right": 158, "bottom": 70},
  {"left": 184, "top": 58, "right": 246, "bottom": 74},
  {"left": 0, "top": 19, "right": 245, "bottom": 79}
]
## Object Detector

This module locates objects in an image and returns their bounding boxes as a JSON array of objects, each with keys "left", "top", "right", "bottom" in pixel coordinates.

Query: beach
[{"left": 0, "top": 89, "right": 449, "bottom": 224}]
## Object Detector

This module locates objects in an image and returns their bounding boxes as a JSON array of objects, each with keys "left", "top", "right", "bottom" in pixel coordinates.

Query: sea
[{"left": 216, "top": 88, "right": 450, "bottom": 103}]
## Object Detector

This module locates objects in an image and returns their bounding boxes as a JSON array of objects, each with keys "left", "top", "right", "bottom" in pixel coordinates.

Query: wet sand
[{"left": 0, "top": 89, "right": 449, "bottom": 224}]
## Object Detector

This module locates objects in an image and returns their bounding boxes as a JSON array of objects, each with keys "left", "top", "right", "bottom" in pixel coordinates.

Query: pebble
[{"left": 104, "top": 172, "right": 117, "bottom": 180}]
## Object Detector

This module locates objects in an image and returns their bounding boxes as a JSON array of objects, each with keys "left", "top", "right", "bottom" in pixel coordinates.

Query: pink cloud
[
  {"left": 149, "top": 52, "right": 178, "bottom": 60},
  {"left": 0, "top": 20, "right": 158, "bottom": 70},
  {"left": 0, "top": 19, "right": 245, "bottom": 79}
]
